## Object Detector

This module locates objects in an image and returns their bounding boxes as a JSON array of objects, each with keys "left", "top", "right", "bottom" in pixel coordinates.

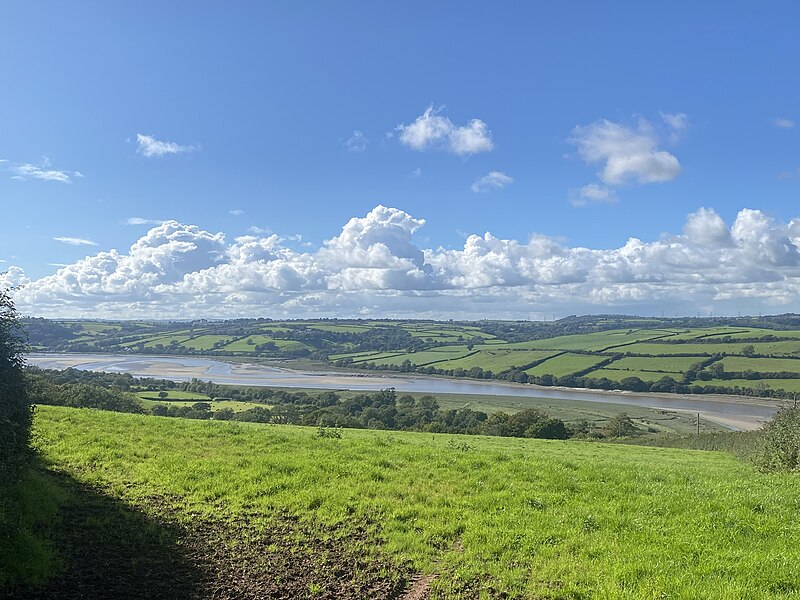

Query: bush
[{"left": 760, "top": 407, "right": 800, "bottom": 471}]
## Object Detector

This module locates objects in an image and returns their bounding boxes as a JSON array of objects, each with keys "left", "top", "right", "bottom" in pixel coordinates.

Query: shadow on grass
[
  {"left": 2, "top": 461, "right": 412, "bottom": 600},
  {"left": 3, "top": 465, "right": 204, "bottom": 600}
]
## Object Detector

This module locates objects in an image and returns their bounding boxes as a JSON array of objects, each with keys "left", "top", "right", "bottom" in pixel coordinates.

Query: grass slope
[{"left": 26, "top": 406, "right": 800, "bottom": 598}]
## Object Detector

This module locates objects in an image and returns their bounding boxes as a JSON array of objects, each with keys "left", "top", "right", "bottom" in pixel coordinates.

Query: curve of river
[{"left": 27, "top": 353, "right": 784, "bottom": 431}]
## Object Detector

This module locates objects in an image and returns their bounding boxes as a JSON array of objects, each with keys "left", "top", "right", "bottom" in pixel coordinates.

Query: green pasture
[
  {"left": 625, "top": 340, "right": 800, "bottom": 356},
  {"left": 434, "top": 350, "right": 557, "bottom": 372},
  {"left": 135, "top": 390, "right": 210, "bottom": 400},
  {"left": 138, "top": 399, "right": 268, "bottom": 412},
  {"left": 525, "top": 353, "right": 608, "bottom": 377},
  {"left": 588, "top": 368, "right": 684, "bottom": 383},
  {"left": 179, "top": 335, "right": 237, "bottom": 350},
  {"left": 606, "top": 355, "right": 705, "bottom": 373},
  {"left": 720, "top": 356, "right": 800, "bottom": 373},
  {"left": 26, "top": 406, "right": 800, "bottom": 598}
]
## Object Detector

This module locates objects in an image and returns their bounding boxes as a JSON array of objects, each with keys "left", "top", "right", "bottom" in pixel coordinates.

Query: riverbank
[{"left": 27, "top": 352, "right": 782, "bottom": 430}]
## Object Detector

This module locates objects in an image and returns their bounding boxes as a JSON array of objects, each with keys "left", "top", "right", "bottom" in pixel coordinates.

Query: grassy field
[
  {"left": 525, "top": 353, "right": 608, "bottom": 377},
  {"left": 138, "top": 399, "right": 269, "bottom": 412},
  {"left": 17, "top": 406, "right": 800, "bottom": 598},
  {"left": 720, "top": 356, "right": 800, "bottom": 373},
  {"left": 589, "top": 368, "right": 684, "bottom": 383},
  {"left": 434, "top": 349, "right": 557, "bottom": 372}
]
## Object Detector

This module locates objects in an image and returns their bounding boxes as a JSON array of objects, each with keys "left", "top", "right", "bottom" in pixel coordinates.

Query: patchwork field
[
  {"left": 26, "top": 317, "right": 800, "bottom": 395},
  {"left": 13, "top": 406, "right": 800, "bottom": 598}
]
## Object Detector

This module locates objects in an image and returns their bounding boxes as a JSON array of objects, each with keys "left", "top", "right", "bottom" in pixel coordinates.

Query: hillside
[
  {"left": 24, "top": 315, "right": 800, "bottom": 398},
  {"left": 6, "top": 405, "right": 800, "bottom": 598}
]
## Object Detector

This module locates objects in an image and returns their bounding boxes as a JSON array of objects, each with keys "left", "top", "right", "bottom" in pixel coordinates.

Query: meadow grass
[
  {"left": 138, "top": 399, "right": 269, "bottom": 412},
  {"left": 135, "top": 390, "right": 211, "bottom": 400},
  {"left": 602, "top": 356, "right": 706, "bottom": 373},
  {"left": 589, "top": 368, "right": 685, "bottom": 383},
  {"left": 720, "top": 356, "right": 800, "bottom": 373},
  {"left": 30, "top": 405, "right": 800, "bottom": 598},
  {"left": 623, "top": 341, "right": 800, "bottom": 356},
  {"left": 525, "top": 353, "right": 609, "bottom": 377},
  {"left": 179, "top": 335, "right": 237, "bottom": 350},
  {"left": 434, "top": 350, "right": 558, "bottom": 372}
]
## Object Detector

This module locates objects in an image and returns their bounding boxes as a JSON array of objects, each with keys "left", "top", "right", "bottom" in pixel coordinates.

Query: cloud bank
[{"left": 6, "top": 205, "right": 800, "bottom": 319}]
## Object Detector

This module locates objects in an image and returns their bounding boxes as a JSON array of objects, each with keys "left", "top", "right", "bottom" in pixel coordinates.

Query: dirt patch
[
  {"left": 401, "top": 574, "right": 437, "bottom": 600},
  {"left": 182, "top": 512, "right": 410, "bottom": 599},
  {"left": 6, "top": 474, "right": 412, "bottom": 600}
]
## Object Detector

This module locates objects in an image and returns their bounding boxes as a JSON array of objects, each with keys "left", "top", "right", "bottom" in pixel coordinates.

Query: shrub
[{"left": 760, "top": 407, "right": 800, "bottom": 471}]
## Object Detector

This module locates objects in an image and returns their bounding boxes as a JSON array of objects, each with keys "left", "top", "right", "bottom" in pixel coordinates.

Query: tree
[
  {"left": 0, "top": 288, "right": 31, "bottom": 504},
  {"left": 606, "top": 413, "right": 638, "bottom": 437},
  {"left": 741, "top": 345, "right": 756, "bottom": 357},
  {"left": 158, "top": 391, "right": 168, "bottom": 399}
]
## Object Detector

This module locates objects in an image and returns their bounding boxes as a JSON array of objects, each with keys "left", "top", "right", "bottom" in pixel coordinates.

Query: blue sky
[{"left": 2, "top": 2, "right": 800, "bottom": 319}]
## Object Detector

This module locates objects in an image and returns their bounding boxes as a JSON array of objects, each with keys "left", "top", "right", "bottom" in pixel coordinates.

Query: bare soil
[{"left": 5, "top": 474, "right": 413, "bottom": 600}]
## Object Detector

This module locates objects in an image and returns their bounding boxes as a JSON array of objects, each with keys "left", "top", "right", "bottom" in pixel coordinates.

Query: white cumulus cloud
[
  {"left": 8, "top": 205, "right": 800, "bottom": 319},
  {"left": 396, "top": 106, "right": 493, "bottom": 155},
  {"left": 136, "top": 134, "right": 198, "bottom": 158},
  {"left": 774, "top": 118, "right": 795, "bottom": 129},
  {"left": 570, "top": 117, "right": 682, "bottom": 186}
]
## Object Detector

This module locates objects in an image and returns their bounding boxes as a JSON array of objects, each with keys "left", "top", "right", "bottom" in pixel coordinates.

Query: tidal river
[{"left": 27, "top": 353, "right": 783, "bottom": 431}]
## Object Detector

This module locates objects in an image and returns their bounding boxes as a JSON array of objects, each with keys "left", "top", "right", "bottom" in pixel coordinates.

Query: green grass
[
  {"left": 503, "top": 329, "right": 675, "bottom": 352},
  {"left": 624, "top": 341, "right": 800, "bottom": 356},
  {"left": 605, "top": 356, "right": 707, "bottom": 373},
  {"left": 720, "top": 356, "right": 800, "bottom": 373},
  {"left": 434, "top": 350, "right": 557, "bottom": 372},
  {"left": 138, "top": 399, "right": 269, "bottom": 412},
  {"left": 351, "top": 348, "right": 474, "bottom": 366},
  {"left": 525, "top": 353, "right": 609, "bottom": 377},
  {"left": 589, "top": 368, "right": 684, "bottom": 383},
  {"left": 179, "top": 335, "right": 237, "bottom": 350},
  {"left": 135, "top": 390, "right": 211, "bottom": 400},
  {"left": 221, "top": 335, "right": 276, "bottom": 352},
  {"left": 29, "top": 406, "right": 800, "bottom": 598}
]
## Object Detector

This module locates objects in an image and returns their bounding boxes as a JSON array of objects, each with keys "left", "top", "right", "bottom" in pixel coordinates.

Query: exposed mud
[{"left": 5, "top": 474, "right": 415, "bottom": 600}]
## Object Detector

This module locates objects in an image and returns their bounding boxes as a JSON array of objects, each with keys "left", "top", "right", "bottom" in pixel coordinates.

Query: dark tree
[{"left": 0, "top": 288, "right": 31, "bottom": 494}]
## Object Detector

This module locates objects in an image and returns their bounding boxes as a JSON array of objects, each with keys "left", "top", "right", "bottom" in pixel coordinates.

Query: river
[{"left": 26, "top": 353, "right": 783, "bottom": 430}]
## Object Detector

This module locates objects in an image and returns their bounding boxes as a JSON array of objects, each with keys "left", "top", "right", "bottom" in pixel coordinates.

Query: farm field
[
  {"left": 14, "top": 406, "right": 800, "bottom": 598},
  {"left": 434, "top": 349, "right": 557, "bottom": 371},
  {"left": 525, "top": 353, "right": 608, "bottom": 377},
  {"left": 138, "top": 398, "right": 268, "bottom": 412},
  {"left": 588, "top": 368, "right": 684, "bottom": 383},
  {"left": 600, "top": 355, "right": 705, "bottom": 373},
  {"left": 719, "top": 356, "right": 800, "bottom": 373},
  {"left": 25, "top": 316, "right": 800, "bottom": 396},
  {"left": 623, "top": 340, "right": 800, "bottom": 356}
]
